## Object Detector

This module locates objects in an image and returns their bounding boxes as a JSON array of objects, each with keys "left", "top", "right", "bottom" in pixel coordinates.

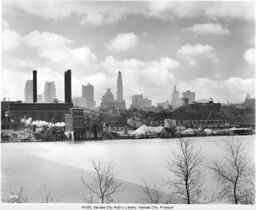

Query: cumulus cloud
[
  {"left": 177, "top": 77, "right": 255, "bottom": 103},
  {"left": 182, "top": 23, "right": 230, "bottom": 35},
  {"left": 2, "top": 28, "right": 22, "bottom": 51},
  {"left": 5, "top": 1, "right": 253, "bottom": 27},
  {"left": 244, "top": 48, "right": 255, "bottom": 66},
  {"left": 21, "top": 30, "right": 97, "bottom": 73},
  {"left": 177, "top": 44, "right": 218, "bottom": 65},
  {"left": 106, "top": 33, "right": 139, "bottom": 52}
]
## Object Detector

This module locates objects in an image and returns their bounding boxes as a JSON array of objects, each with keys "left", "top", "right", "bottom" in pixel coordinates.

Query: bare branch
[
  {"left": 141, "top": 179, "right": 163, "bottom": 204},
  {"left": 167, "top": 138, "right": 203, "bottom": 204},
  {"left": 209, "top": 137, "right": 254, "bottom": 204},
  {"left": 81, "top": 159, "right": 122, "bottom": 203}
]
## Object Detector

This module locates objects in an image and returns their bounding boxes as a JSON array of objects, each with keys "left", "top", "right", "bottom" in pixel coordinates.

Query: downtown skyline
[{"left": 2, "top": 0, "right": 255, "bottom": 106}]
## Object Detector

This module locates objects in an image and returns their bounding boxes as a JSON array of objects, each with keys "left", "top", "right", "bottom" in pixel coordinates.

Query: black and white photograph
[{"left": 1, "top": 0, "right": 255, "bottom": 209}]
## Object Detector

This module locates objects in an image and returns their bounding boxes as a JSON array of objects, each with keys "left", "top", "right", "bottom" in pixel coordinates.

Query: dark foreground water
[{"left": 1, "top": 135, "right": 255, "bottom": 203}]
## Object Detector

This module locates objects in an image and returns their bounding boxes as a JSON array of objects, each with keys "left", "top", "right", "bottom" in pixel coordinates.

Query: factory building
[{"left": 2, "top": 69, "right": 73, "bottom": 129}]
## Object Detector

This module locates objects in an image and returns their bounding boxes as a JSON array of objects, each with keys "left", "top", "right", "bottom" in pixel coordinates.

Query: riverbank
[{"left": 1, "top": 127, "right": 255, "bottom": 143}]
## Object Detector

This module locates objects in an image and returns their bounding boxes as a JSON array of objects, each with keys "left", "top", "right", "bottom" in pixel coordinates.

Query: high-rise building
[
  {"left": 37, "top": 94, "right": 43, "bottom": 103},
  {"left": 117, "top": 71, "right": 123, "bottom": 101},
  {"left": 182, "top": 90, "right": 195, "bottom": 104},
  {"left": 44, "top": 81, "right": 56, "bottom": 103},
  {"left": 130, "top": 94, "right": 152, "bottom": 110},
  {"left": 82, "top": 83, "right": 96, "bottom": 109},
  {"left": 101, "top": 88, "right": 115, "bottom": 109},
  {"left": 115, "top": 71, "right": 126, "bottom": 109},
  {"left": 25, "top": 80, "right": 33, "bottom": 103},
  {"left": 171, "top": 86, "right": 179, "bottom": 109}
]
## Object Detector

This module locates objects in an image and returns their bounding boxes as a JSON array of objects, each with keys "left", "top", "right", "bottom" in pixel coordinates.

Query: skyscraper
[
  {"left": 171, "top": 85, "right": 179, "bottom": 109},
  {"left": 130, "top": 94, "right": 152, "bottom": 110},
  {"left": 115, "top": 71, "right": 126, "bottom": 109},
  {"left": 182, "top": 90, "right": 195, "bottom": 104},
  {"left": 24, "top": 80, "right": 33, "bottom": 103},
  {"left": 117, "top": 71, "right": 123, "bottom": 101},
  {"left": 101, "top": 88, "right": 115, "bottom": 109},
  {"left": 82, "top": 83, "right": 96, "bottom": 109},
  {"left": 44, "top": 81, "right": 56, "bottom": 103}
]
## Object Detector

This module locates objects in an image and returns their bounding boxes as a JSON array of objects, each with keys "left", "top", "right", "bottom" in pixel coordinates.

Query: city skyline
[{"left": 2, "top": 1, "right": 255, "bottom": 106}]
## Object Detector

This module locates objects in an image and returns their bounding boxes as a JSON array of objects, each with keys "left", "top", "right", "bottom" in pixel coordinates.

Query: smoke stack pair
[
  {"left": 32, "top": 69, "right": 72, "bottom": 103},
  {"left": 65, "top": 69, "right": 72, "bottom": 103},
  {"left": 33, "top": 70, "right": 37, "bottom": 103}
]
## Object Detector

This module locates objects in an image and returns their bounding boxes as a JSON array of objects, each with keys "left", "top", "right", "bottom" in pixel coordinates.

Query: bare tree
[
  {"left": 209, "top": 138, "right": 255, "bottom": 204},
  {"left": 167, "top": 138, "right": 203, "bottom": 204},
  {"left": 142, "top": 180, "right": 163, "bottom": 204},
  {"left": 81, "top": 159, "right": 122, "bottom": 203},
  {"left": 40, "top": 186, "right": 54, "bottom": 203},
  {"left": 4, "top": 186, "right": 29, "bottom": 203}
]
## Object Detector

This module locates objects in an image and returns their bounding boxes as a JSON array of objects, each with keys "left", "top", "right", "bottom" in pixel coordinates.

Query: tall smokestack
[
  {"left": 64, "top": 71, "right": 67, "bottom": 103},
  {"left": 33, "top": 70, "right": 37, "bottom": 103},
  {"left": 64, "top": 69, "right": 72, "bottom": 103}
]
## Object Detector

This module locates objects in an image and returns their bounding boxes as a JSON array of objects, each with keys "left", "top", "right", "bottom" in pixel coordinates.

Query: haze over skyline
[{"left": 2, "top": 0, "right": 255, "bottom": 106}]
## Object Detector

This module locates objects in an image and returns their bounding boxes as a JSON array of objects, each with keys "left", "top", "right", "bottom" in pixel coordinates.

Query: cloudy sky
[{"left": 2, "top": 0, "right": 255, "bottom": 106}]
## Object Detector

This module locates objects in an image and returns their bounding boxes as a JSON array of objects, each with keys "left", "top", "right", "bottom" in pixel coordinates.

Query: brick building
[{"left": 65, "top": 108, "right": 103, "bottom": 140}]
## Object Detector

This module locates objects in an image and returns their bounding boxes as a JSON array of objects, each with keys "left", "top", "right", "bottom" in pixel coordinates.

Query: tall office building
[
  {"left": 130, "top": 94, "right": 152, "bottom": 110},
  {"left": 182, "top": 90, "right": 195, "bottom": 104},
  {"left": 115, "top": 71, "right": 126, "bottom": 109},
  {"left": 25, "top": 80, "right": 33, "bottom": 103},
  {"left": 44, "top": 81, "right": 56, "bottom": 103},
  {"left": 117, "top": 71, "right": 123, "bottom": 101},
  {"left": 101, "top": 88, "right": 115, "bottom": 109},
  {"left": 171, "top": 85, "right": 179, "bottom": 109},
  {"left": 82, "top": 83, "right": 96, "bottom": 109}
]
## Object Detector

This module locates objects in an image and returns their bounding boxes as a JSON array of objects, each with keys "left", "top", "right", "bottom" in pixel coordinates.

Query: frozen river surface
[{"left": 1, "top": 135, "right": 255, "bottom": 203}]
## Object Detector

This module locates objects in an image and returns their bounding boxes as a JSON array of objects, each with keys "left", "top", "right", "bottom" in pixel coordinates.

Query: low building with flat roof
[{"left": 3, "top": 102, "right": 73, "bottom": 129}]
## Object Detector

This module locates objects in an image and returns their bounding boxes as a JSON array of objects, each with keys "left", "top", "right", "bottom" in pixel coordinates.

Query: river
[{"left": 1, "top": 135, "right": 255, "bottom": 203}]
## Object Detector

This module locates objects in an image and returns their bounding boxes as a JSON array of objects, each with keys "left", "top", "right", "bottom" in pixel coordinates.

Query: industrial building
[
  {"left": 1, "top": 69, "right": 73, "bottom": 129},
  {"left": 65, "top": 108, "right": 103, "bottom": 140}
]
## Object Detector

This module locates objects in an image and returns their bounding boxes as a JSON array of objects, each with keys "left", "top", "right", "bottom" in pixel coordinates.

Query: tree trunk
[
  {"left": 234, "top": 179, "right": 238, "bottom": 204},
  {"left": 185, "top": 180, "right": 190, "bottom": 204},
  {"left": 233, "top": 171, "right": 240, "bottom": 204}
]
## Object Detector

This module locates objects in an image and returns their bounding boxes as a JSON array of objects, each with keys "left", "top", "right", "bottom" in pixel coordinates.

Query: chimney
[
  {"left": 64, "top": 69, "right": 72, "bottom": 103},
  {"left": 64, "top": 71, "right": 67, "bottom": 103},
  {"left": 33, "top": 70, "right": 37, "bottom": 103}
]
